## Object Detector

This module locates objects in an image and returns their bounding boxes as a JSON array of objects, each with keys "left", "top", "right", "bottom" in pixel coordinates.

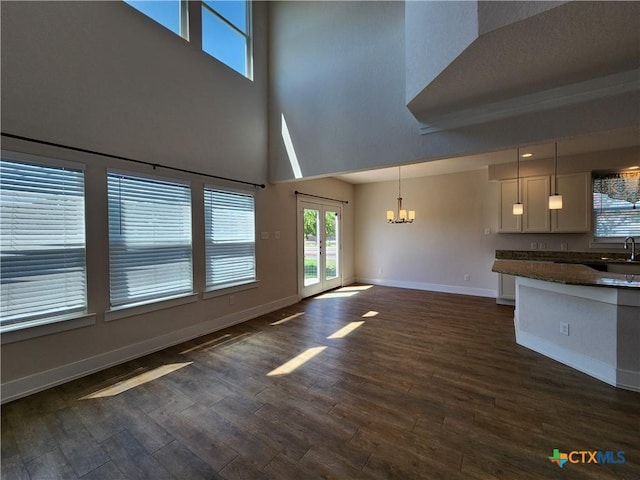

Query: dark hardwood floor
[{"left": 2, "top": 285, "right": 639, "bottom": 479}]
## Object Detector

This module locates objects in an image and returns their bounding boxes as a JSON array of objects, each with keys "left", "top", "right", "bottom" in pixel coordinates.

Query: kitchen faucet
[{"left": 624, "top": 236, "right": 636, "bottom": 261}]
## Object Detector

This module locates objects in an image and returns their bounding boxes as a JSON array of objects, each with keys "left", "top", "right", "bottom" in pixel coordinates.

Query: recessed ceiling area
[{"left": 335, "top": 127, "right": 640, "bottom": 184}]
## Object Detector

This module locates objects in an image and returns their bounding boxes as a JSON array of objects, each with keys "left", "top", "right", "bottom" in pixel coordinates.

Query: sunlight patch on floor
[
  {"left": 80, "top": 362, "right": 193, "bottom": 399},
  {"left": 327, "top": 321, "right": 365, "bottom": 339},
  {"left": 180, "top": 334, "right": 232, "bottom": 354},
  {"left": 267, "top": 346, "right": 327, "bottom": 376},
  {"left": 362, "top": 310, "right": 379, "bottom": 318},
  {"left": 271, "top": 312, "right": 305, "bottom": 326},
  {"left": 316, "top": 291, "right": 358, "bottom": 299},
  {"left": 337, "top": 285, "right": 373, "bottom": 292}
]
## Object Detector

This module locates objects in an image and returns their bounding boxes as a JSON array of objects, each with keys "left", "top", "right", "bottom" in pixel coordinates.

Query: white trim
[
  {"left": 419, "top": 69, "right": 640, "bottom": 134},
  {"left": 1, "top": 149, "right": 86, "bottom": 171},
  {"left": 105, "top": 293, "right": 199, "bottom": 322},
  {"left": 616, "top": 368, "right": 640, "bottom": 392},
  {"left": 516, "top": 330, "right": 617, "bottom": 387},
  {"left": 356, "top": 277, "right": 497, "bottom": 298},
  {"left": 1, "top": 294, "right": 299, "bottom": 404},
  {"left": 203, "top": 280, "right": 259, "bottom": 299},
  {"left": 1, "top": 314, "right": 96, "bottom": 345}
]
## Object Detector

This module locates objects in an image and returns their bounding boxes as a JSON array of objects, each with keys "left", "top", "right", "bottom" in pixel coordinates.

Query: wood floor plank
[{"left": 2, "top": 285, "right": 638, "bottom": 479}]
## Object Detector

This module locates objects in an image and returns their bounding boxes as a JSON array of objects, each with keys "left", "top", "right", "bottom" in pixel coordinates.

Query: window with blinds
[
  {"left": 204, "top": 188, "right": 255, "bottom": 290},
  {"left": 1, "top": 158, "right": 87, "bottom": 328},
  {"left": 593, "top": 172, "right": 640, "bottom": 238},
  {"left": 108, "top": 173, "right": 193, "bottom": 308}
]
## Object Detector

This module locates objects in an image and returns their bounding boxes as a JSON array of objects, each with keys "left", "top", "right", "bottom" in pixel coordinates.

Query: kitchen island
[{"left": 493, "top": 260, "right": 640, "bottom": 392}]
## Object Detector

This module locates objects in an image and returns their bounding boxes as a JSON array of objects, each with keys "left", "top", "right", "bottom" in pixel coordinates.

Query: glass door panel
[
  {"left": 324, "top": 210, "right": 339, "bottom": 282},
  {"left": 299, "top": 201, "right": 342, "bottom": 298},
  {"left": 303, "top": 208, "right": 320, "bottom": 287}
]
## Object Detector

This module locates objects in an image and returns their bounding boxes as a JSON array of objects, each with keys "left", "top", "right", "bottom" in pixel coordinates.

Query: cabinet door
[
  {"left": 498, "top": 179, "right": 522, "bottom": 232},
  {"left": 551, "top": 172, "right": 591, "bottom": 232},
  {"left": 523, "top": 176, "right": 550, "bottom": 232},
  {"left": 499, "top": 273, "right": 516, "bottom": 300}
]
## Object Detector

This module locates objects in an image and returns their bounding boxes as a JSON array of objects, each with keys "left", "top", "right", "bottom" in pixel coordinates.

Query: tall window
[
  {"left": 123, "top": 1, "right": 188, "bottom": 38},
  {"left": 122, "top": 0, "right": 252, "bottom": 79},
  {"left": 108, "top": 173, "right": 193, "bottom": 308},
  {"left": 593, "top": 172, "right": 640, "bottom": 238},
  {"left": 202, "top": 0, "right": 252, "bottom": 78},
  {"left": 204, "top": 188, "right": 255, "bottom": 290},
  {"left": 0, "top": 158, "right": 87, "bottom": 328}
]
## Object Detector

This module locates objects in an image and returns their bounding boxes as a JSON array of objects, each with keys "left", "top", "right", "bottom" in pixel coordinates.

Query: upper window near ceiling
[
  {"left": 202, "top": 0, "right": 252, "bottom": 78},
  {"left": 123, "top": 0, "right": 252, "bottom": 79},
  {"left": 123, "top": 1, "right": 189, "bottom": 39}
]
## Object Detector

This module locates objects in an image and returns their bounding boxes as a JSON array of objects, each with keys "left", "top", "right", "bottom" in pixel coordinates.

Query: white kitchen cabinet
[
  {"left": 497, "top": 179, "right": 522, "bottom": 233},
  {"left": 498, "top": 172, "right": 591, "bottom": 233},
  {"left": 497, "top": 273, "right": 516, "bottom": 305},
  {"left": 551, "top": 172, "right": 591, "bottom": 232},
  {"left": 522, "top": 176, "right": 551, "bottom": 232}
]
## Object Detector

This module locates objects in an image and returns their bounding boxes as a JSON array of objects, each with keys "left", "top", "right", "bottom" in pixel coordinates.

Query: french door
[{"left": 298, "top": 200, "right": 342, "bottom": 298}]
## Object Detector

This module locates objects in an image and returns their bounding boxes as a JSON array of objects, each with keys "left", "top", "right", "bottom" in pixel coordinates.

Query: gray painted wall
[
  {"left": 269, "top": 1, "right": 639, "bottom": 183},
  {"left": 1, "top": 0, "right": 268, "bottom": 183}
]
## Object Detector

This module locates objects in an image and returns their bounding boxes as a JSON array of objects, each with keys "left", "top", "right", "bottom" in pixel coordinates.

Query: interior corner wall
[
  {"left": 1, "top": 0, "right": 268, "bottom": 183},
  {"left": 354, "top": 169, "right": 499, "bottom": 298},
  {"left": 268, "top": 1, "right": 422, "bottom": 181},
  {"left": 405, "top": 0, "right": 478, "bottom": 104}
]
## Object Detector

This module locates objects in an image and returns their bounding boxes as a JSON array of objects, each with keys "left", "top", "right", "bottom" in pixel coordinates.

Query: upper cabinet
[
  {"left": 498, "top": 172, "right": 591, "bottom": 233},
  {"left": 551, "top": 172, "right": 591, "bottom": 232},
  {"left": 522, "top": 176, "right": 551, "bottom": 232},
  {"left": 498, "top": 179, "right": 521, "bottom": 233}
]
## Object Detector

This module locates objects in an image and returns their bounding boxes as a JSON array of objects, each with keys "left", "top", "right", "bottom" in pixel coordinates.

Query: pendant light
[
  {"left": 513, "top": 147, "right": 523, "bottom": 215},
  {"left": 386, "top": 166, "right": 415, "bottom": 223},
  {"left": 549, "top": 142, "right": 563, "bottom": 210}
]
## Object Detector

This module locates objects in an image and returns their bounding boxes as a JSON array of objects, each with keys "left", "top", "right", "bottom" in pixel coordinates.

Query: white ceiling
[{"left": 335, "top": 127, "right": 640, "bottom": 184}]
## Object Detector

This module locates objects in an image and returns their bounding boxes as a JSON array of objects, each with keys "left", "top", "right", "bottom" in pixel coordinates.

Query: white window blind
[
  {"left": 593, "top": 173, "right": 640, "bottom": 238},
  {"left": 1, "top": 159, "right": 87, "bottom": 327},
  {"left": 108, "top": 173, "right": 193, "bottom": 308},
  {"left": 205, "top": 188, "right": 255, "bottom": 289}
]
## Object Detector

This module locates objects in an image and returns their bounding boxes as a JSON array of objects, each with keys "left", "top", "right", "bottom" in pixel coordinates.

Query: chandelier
[{"left": 386, "top": 166, "right": 415, "bottom": 223}]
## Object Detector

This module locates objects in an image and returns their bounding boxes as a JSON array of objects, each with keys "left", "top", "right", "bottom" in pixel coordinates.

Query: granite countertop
[
  {"left": 495, "top": 250, "right": 636, "bottom": 264},
  {"left": 492, "top": 259, "right": 640, "bottom": 289}
]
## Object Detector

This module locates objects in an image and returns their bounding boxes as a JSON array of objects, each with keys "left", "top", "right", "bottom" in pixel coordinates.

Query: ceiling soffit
[{"left": 407, "top": 1, "right": 640, "bottom": 131}]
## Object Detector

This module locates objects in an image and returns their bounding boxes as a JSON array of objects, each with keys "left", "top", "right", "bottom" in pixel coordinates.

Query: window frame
[
  {"left": 592, "top": 172, "right": 640, "bottom": 241},
  {"left": 0, "top": 151, "right": 91, "bottom": 336},
  {"left": 203, "top": 185, "right": 257, "bottom": 294},
  {"left": 107, "top": 170, "right": 195, "bottom": 311},
  {"left": 201, "top": 0, "right": 253, "bottom": 79},
  {"left": 122, "top": 0, "right": 253, "bottom": 79}
]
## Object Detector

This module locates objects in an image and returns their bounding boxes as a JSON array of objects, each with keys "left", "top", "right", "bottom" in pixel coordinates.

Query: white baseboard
[
  {"left": 1, "top": 295, "right": 299, "bottom": 404},
  {"left": 356, "top": 277, "right": 497, "bottom": 299},
  {"left": 616, "top": 368, "right": 640, "bottom": 392},
  {"left": 516, "top": 330, "right": 618, "bottom": 388}
]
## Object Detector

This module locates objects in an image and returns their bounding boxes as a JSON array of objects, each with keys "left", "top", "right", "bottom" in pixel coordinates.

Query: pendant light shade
[
  {"left": 513, "top": 147, "right": 523, "bottom": 216},
  {"left": 512, "top": 202, "right": 523, "bottom": 215},
  {"left": 549, "top": 142, "right": 563, "bottom": 210},
  {"left": 387, "top": 166, "right": 415, "bottom": 223}
]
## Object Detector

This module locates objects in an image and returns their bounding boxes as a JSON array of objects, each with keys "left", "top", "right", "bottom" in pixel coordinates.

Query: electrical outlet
[
  {"left": 531, "top": 242, "right": 538, "bottom": 250},
  {"left": 464, "top": 274, "right": 470, "bottom": 281},
  {"left": 484, "top": 227, "right": 491, "bottom": 235},
  {"left": 560, "top": 242, "right": 568, "bottom": 251},
  {"left": 560, "top": 322, "right": 569, "bottom": 336},
  {"left": 539, "top": 242, "right": 546, "bottom": 250},
  {"left": 229, "top": 295, "right": 235, "bottom": 305},
  {"left": 274, "top": 231, "right": 281, "bottom": 239},
  {"left": 261, "top": 231, "right": 269, "bottom": 240}
]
